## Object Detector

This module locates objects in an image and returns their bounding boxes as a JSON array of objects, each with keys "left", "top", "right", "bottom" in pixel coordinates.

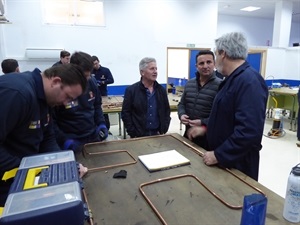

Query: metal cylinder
[{"left": 283, "top": 164, "right": 300, "bottom": 223}]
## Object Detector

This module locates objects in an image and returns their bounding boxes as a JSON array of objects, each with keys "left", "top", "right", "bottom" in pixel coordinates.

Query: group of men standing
[
  {"left": 124, "top": 32, "right": 268, "bottom": 182},
  {"left": 51, "top": 51, "right": 114, "bottom": 152},
  {"left": 0, "top": 50, "right": 114, "bottom": 205},
  {"left": 0, "top": 31, "right": 269, "bottom": 207}
]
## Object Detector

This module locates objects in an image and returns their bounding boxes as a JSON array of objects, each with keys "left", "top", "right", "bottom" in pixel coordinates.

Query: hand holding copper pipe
[{"left": 203, "top": 151, "right": 218, "bottom": 166}]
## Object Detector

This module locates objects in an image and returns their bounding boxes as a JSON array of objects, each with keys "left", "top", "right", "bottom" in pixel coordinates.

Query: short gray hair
[
  {"left": 139, "top": 57, "right": 156, "bottom": 71},
  {"left": 215, "top": 32, "right": 248, "bottom": 60}
]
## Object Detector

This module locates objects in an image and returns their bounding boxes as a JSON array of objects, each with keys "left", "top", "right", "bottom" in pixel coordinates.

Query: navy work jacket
[{"left": 206, "top": 62, "right": 268, "bottom": 180}]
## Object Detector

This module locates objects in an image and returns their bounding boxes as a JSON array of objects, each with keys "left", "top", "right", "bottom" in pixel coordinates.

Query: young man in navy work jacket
[
  {"left": 0, "top": 64, "right": 88, "bottom": 206},
  {"left": 52, "top": 50, "right": 71, "bottom": 67},
  {"left": 53, "top": 52, "right": 108, "bottom": 152},
  {"left": 91, "top": 55, "right": 114, "bottom": 132}
]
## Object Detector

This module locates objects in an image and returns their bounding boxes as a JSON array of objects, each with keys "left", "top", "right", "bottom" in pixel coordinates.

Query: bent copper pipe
[
  {"left": 84, "top": 134, "right": 265, "bottom": 197},
  {"left": 82, "top": 188, "right": 94, "bottom": 225},
  {"left": 84, "top": 134, "right": 166, "bottom": 147},
  {"left": 140, "top": 173, "right": 240, "bottom": 225},
  {"left": 83, "top": 134, "right": 266, "bottom": 224},
  {"left": 139, "top": 173, "right": 265, "bottom": 225},
  {"left": 83, "top": 149, "right": 137, "bottom": 173},
  {"left": 171, "top": 135, "right": 266, "bottom": 197},
  {"left": 81, "top": 134, "right": 169, "bottom": 171}
]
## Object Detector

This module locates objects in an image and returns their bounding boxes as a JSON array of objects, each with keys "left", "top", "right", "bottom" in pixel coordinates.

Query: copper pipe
[
  {"left": 224, "top": 167, "right": 266, "bottom": 197},
  {"left": 139, "top": 173, "right": 264, "bottom": 225},
  {"left": 171, "top": 135, "right": 266, "bottom": 196},
  {"left": 84, "top": 134, "right": 265, "bottom": 197},
  {"left": 82, "top": 188, "right": 94, "bottom": 225},
  {"left": 84, "top": 133, "right": 167, "bottom": 147},
  {"left": 179, "top": 139, "right": 204, "bottom": 157},
  {"left": 139, "top": 173, "right": 240, "bottom": 225},
  {"left": 82, "top": 134, "right": 180, "bottom": 171},
  {"left": 83, "top": 134, "right": 267, "bottom": 224},
  {"left": 83, "top": 149, "right": 137, "bottom": 173}
]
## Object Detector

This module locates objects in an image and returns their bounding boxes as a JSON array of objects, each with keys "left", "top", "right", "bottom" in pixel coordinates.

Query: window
[{"left": 43, "top": 0, "right": 105, "bottom": 27}]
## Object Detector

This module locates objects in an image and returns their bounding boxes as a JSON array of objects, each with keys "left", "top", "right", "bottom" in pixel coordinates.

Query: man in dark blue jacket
[
  {"left": 91, "top": 56, "right": 114, "bottom": 96},
  {"left": 0, "top": 64, "right": 87, "bottom": 205},
  {"left": 1, "top": 58, "right": 20, "bottom": 74},
  {"left": 91, "top": 55, "right": 114, "bottom": 132},
  {"left": 52, "top": 50, "right": 70, "bottom": 67},
  {"left": 122, "top": 57, "right": 171, "bottom": 138},
  {"left": 53, "top": 52, "right": 108, "bottom": 152},
  {"left": 187, "top": 32, "right": 268, "bottom": 181}
]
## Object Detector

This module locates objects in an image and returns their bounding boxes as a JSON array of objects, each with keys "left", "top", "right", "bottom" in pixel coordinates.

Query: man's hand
[
  {"left": 180, "top": 114, "right": 190, "bottom": 125},
  {"left": 97, "top": 123, "right": 108, "bottom": 141},
  {"left": 187, "top": 126, "right": 206, "bottom": 140},
  {"left": 63, "top": 139, "right": 82, "bottom": 152},
  {"left": 78, "top": 163, "right": 88, "bottom": 178},
  {"left": 203, "top": 151, "right": 218, "bottom": 166},
  {"left": 188, "top": 119, "right": 201, "bottom": 127}
]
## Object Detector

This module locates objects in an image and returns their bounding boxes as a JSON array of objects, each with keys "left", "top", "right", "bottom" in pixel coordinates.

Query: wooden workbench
[
  {"left": 102, "top": 94, "right": 181, "bottom": 113},
  {"left": 101, "top": 96, "right": 123, "bottom": 113},
  {"left": 168, "top": 93, "right": 181, "bottom": 112},
  {"left": 77, "top": 133, "right": 290, "bottom": 225},
  {"left": 101, "top": 96, "right": 123, "bottom": 136}
]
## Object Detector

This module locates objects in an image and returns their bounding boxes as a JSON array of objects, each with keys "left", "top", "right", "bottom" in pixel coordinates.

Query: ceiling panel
[{"left": 218, "top": 0, "right": 300, "bottom": 23}]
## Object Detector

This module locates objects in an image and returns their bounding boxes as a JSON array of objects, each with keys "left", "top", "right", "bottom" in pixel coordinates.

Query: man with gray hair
[
  {"left": 187, "top": 32, "right": 268, "bottom": 181},
  {"left": 122, "top": 57, "right": 171, "bottom": 138}
]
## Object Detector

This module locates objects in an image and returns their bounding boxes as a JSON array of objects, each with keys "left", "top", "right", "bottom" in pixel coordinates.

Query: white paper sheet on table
[{"left": 138, "top": 149, "right": 190, "bottom": 172}]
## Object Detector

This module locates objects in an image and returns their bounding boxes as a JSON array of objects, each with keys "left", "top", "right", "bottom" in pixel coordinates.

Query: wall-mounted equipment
[{"left": 25, "top": 48, "right": 63, "bottom": 59}]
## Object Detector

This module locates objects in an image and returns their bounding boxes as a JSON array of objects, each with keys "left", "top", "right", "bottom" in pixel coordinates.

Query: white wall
[
  {"left": 217, "top": 14, "right": 274, "bottom": 46},
  {"left": 265, "top": 48, "right": 286, "bottom": 79},
  {"left": 264, "top": 47, "right": 300, "bottom": 81},
  {"left": 0, "top": 1, "right": 299, "bottom": 81},
  {"left": 290, "top": 22, "right": 300, "bottom": 46},
  {"left": 0, "top": 0, "right": 218, "bottom": 84},
  {"left": 217, "top": 14, "right": 300, "bottom": 47},
  {"left": 217, "top": 14, "right": 300, "bottom": 81},
  {"left": 283, "top": 48, "right": 300, "bottom": 80}
]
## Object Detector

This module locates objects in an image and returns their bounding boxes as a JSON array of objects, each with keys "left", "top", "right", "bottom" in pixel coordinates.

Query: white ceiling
[{"left": 218, "top": 0, "right": 300, "bottom": 23}]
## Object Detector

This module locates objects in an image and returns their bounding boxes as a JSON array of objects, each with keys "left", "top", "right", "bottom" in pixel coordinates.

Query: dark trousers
[{"left": 104, "top": 114, "right": 110, "bottom": 131}]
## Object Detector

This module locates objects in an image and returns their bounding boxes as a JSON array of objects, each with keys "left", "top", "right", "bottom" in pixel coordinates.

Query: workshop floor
[{"left": 108, "top": 112, "right": 299, "bottom": 198}]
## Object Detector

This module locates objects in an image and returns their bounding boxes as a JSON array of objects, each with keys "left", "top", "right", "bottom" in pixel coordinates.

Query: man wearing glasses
[{"left": 0, "top": 64, "right": 88, "bottom": 206}]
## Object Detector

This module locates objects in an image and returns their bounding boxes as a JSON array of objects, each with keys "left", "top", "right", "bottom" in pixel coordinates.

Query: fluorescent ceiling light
[{"left": 240, "top": 6, "right": 261, "bottom": 12}]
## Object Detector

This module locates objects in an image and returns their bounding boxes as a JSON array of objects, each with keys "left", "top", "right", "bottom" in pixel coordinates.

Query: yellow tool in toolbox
[{"left": 0, "top": 151, "right": 89, "bottom": 225}]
